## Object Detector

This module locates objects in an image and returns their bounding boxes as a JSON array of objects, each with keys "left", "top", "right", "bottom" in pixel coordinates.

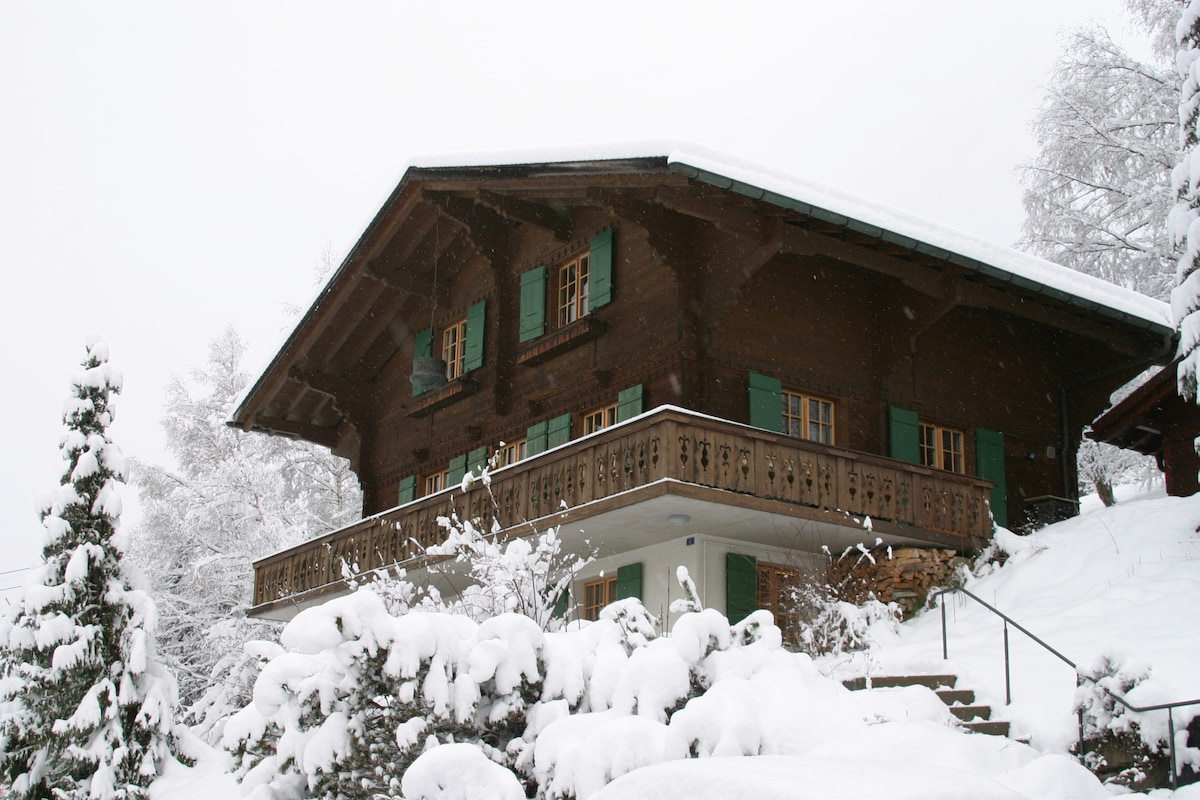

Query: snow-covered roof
[
  {"left": 232, "top": 140, "right": 1174, "bottom": 427},
  {"left": 401, "top": 139, "right": 1171, "bottom": 332}
]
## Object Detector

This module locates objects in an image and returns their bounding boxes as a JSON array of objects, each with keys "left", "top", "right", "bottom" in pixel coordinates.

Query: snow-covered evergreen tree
[
  {"left": 1020, "top": 0, "right": 1182, "bottom": 301},
  {"left": 128, "top": 326, "right": 361, "bottom": 726},
  {"left": 1172, "top": 0, "right": 1200, "bottom": 399},
  {"left": 0, "top": 336, "right": 179, "bottom": 800}
]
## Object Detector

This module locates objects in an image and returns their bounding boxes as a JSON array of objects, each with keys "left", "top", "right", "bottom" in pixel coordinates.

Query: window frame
[
  {"left": 583, "top": 402, "right": 618, "bottom": 435},
  {"left": 780, "top": 388, "right": 835, "bottom": 445},
  {"left": 441, "top": 317, "right": 468, "bottom": 381},
  {"left": 756, "top": 561, "right": 801, "bottom": 649},
  {"left": 557, "top": 251, "right": 591, "bottom": 328},
  {"left": 424, "top": 469, "right": 449, "bottom": 496},
  {"left": 496, "top": 438, "right": 528, "bottom": 468},
  {"left": 583, "top": 575, "right": 617, "bottom": 621},
  {"left": 919, "top": 422, "right": 965, "bottom": 473}
]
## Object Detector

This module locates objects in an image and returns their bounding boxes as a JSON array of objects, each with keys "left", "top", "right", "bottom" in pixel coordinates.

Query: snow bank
[{"left": 846, "top": 492, "right": 1200, "bottom": 757}]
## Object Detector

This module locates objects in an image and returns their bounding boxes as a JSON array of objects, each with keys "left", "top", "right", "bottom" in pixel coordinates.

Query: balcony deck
[{"left": 251, "top": 406, "right": 994, "bottom": 616}]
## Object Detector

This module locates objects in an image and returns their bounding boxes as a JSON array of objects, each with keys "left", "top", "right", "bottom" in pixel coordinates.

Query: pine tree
[
  {"left": 1172, "top": 0, "right": 1200, "bottom": 399},
  {"left": 0, "top": 337, "right": 179, "bottom": 800}
]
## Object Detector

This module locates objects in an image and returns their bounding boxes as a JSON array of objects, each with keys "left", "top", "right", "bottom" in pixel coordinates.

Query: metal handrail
[{"left": 934, "top": 586, "right": 1200, "bottom": 788}]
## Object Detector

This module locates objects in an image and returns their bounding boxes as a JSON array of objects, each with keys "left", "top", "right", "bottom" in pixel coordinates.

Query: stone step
[
  {"left": 841, "top": 674, "right": 958, "bottom": 691},
  {"left": 949, "top": 704, "right": 992, "bottom": 722},
  {"left": 936, "top": 689, "right": 975, "bottom": 706},
  {"left": 964, "top": 720, "right": 1012, "bottom": 737},
  {"left": 842, "top": 675, "right": 1012, "bottom": 738}
]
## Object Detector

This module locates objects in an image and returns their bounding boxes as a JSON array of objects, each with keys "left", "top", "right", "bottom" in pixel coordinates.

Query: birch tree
[
  {"left": 1020, "top": 0, "right": 1182, "bottom": 301},
  {"left": 129, "top": 327, "right": 361, "bottom": 721}
]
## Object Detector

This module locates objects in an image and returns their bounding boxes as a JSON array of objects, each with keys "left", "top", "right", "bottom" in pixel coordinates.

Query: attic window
[
  {"left": 557, "top": 252, "right": 590, "bottom": 327},
  {"left": 442, "top": 318, "right": 467, "bottom": 381},
  {"left": 518, "top": 229, "right": 613, "bottom": 346}
]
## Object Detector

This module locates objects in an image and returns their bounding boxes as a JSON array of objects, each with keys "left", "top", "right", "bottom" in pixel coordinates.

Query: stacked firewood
[{"left": 827, "top": 546, "right": 965, "bottom": 616}]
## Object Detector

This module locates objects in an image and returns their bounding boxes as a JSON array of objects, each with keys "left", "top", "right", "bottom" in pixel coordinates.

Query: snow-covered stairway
[{"left": 841, "top": 674, "right": 1011, "bottom": 737}]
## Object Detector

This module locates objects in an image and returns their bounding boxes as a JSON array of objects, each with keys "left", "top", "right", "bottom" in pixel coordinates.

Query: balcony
[{"left": 251, "top": 406, "right": 994, "bottom": 617}]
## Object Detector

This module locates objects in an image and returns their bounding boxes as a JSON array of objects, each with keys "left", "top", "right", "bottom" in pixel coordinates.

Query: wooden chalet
[{"left": 231, "top": 143, "right": 1174, "bottom": 624}]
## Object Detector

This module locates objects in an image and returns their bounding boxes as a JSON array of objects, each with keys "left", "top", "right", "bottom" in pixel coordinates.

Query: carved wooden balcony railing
[{"left": 251, "top": 406, "right": 994, "bottom": 613}]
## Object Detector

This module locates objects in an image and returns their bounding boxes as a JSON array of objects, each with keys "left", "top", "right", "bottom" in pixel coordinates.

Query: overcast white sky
[{"left": 0, "top": 0, "right": 1145, "bottom": 600}]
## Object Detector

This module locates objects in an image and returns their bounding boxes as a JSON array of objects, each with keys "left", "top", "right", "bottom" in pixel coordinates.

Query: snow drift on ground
[{"left": 838, "top": 489, "right": 1200, "bottom": 756}]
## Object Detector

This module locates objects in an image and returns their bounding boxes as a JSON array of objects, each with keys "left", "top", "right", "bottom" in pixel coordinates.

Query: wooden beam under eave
[
  {"left": 421, "top": 191, "right": 514, "bottom": 248},
  {"left": 303, "top": 274, "right": 392, "bottom": 371},
  {"left": 254, "top": 415, "right": 345, "bottom": 450},
  {"left": 652, "top": 189, "right": 781, "bottom": 245},
  {"left": 476, "top": 190, "right": 573, "bottom": 240},
  {"left": 328, "top": 294, "right": 409, "bottom": 380},
  {"left": 588, "top": 188, "right": 704, "bottom": 268},
  {"left": 952, "top": 277, "right": 1152, "bottom": 357},
  {"left": 288, "top": 366, "right": 358, "bottom": 402},
  {"left": 778, "top": 225, "right": 945, "bottom": 298},
  {"left": 236, "top": 258, "right": 374, "bottom": 430},
  {"left": 357, "top": 188, "right": 434, "bottom": 267}
]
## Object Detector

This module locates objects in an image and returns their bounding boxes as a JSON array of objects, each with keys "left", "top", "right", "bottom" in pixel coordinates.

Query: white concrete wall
[{"left": 567, "top": 533, "right": 824, "bottom": 633}]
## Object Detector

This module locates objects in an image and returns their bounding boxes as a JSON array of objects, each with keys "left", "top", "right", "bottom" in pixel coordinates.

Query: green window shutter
[
  {"left": 616, "top": 383, "right": 643, "bottom": 422},
  {"left": 590, "top": 229, "right": 614, "bottom": 309},
  {"left": 547, "top": 413, "right": 573, "bottom": 448},
  {"left": 889, "top": 406, "right": 920, "bottom": 464},
  {"left": 463, "top": 300, "right": 486, "bottom": 373},
  {"left": 526, "top": 421, "right": 549, "bottom": 457},
  {"left": 615, "top": 562, "right": 643, "bottom": 600},
  {"left": 468, "top": 446, "right": 489, "bottom": 476},
  {"left": 412, "top": 328, "right": 433, "bottom": 396},
  {"left": 397, "top": 475, "right": 417, "bottom": 505},
  {"left": 448, "top": 454, "right": 467, "bottom": 487},
  {"left": 553, "top": 587, "right": 569, "bottom": 619},
  {"left": 726, "top": 552, "right": 758, "bottom": 623},
  {"left": 748, "top": 372, "right": 783, "bottom": 432},
  {"left": 519, "top": 266, "right": 547, "bottom": 343},
  {"left": 975, "top": 428, "right": 1007, "bottom": 528}
]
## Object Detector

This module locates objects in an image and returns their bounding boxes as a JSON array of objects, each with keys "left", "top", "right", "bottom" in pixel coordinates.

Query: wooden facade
[
  {"left": 1089, "top": 359, "right": 1200, "bottom": 498},
  {"left": 232, "top": 148, "right": 1174, "bottom": 617}
]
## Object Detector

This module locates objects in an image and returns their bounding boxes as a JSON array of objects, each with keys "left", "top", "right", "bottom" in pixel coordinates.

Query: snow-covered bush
[
  {"left": 1072, "top": 649, "right": 1178, "bottom": 788},
  {"left": 785, "top": 550, "right": 900, "bottom": 658},
  {"left": 220, "top": 570, "right": 844, "bottom": 800},
  {"left": 793, "top": 587, "right": 899, "bottom": 658},
  {"left": 1075, "top": 650, "right": 1151, "bottom": 743},
  {"left": 422, "top": 467, "right": 595, "bottom": 632}
]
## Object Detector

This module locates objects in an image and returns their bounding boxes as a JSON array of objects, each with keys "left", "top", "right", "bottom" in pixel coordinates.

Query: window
[
  {"left": 557, "top": 252, "right": 590, "bottom": 327},
  {"left": 496, "top": 438, "right": 527, "bottom": 467},
  {"left": 757, "top": 561, "right": 801, "bottom": 648},
  {"left": 919, "top": 423, "right": 964, "bottom": 473},
  {"left": 518, "top": 230, "right": 611, "bottom": 344},
  {"left": 424, "top": 469, "right": 449, "bottom": 496},
  {"left": 782, "top": 390, "right": 834, "bottom": 445},
  {"left": 583, "top": 575, "right": 617, "bottom": 621},
  {"left": 583, "top": 402, "right": 617, "bottom": 435},
  {"left": 442, "top": 318, "right": 467, "bottom": 381}
]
